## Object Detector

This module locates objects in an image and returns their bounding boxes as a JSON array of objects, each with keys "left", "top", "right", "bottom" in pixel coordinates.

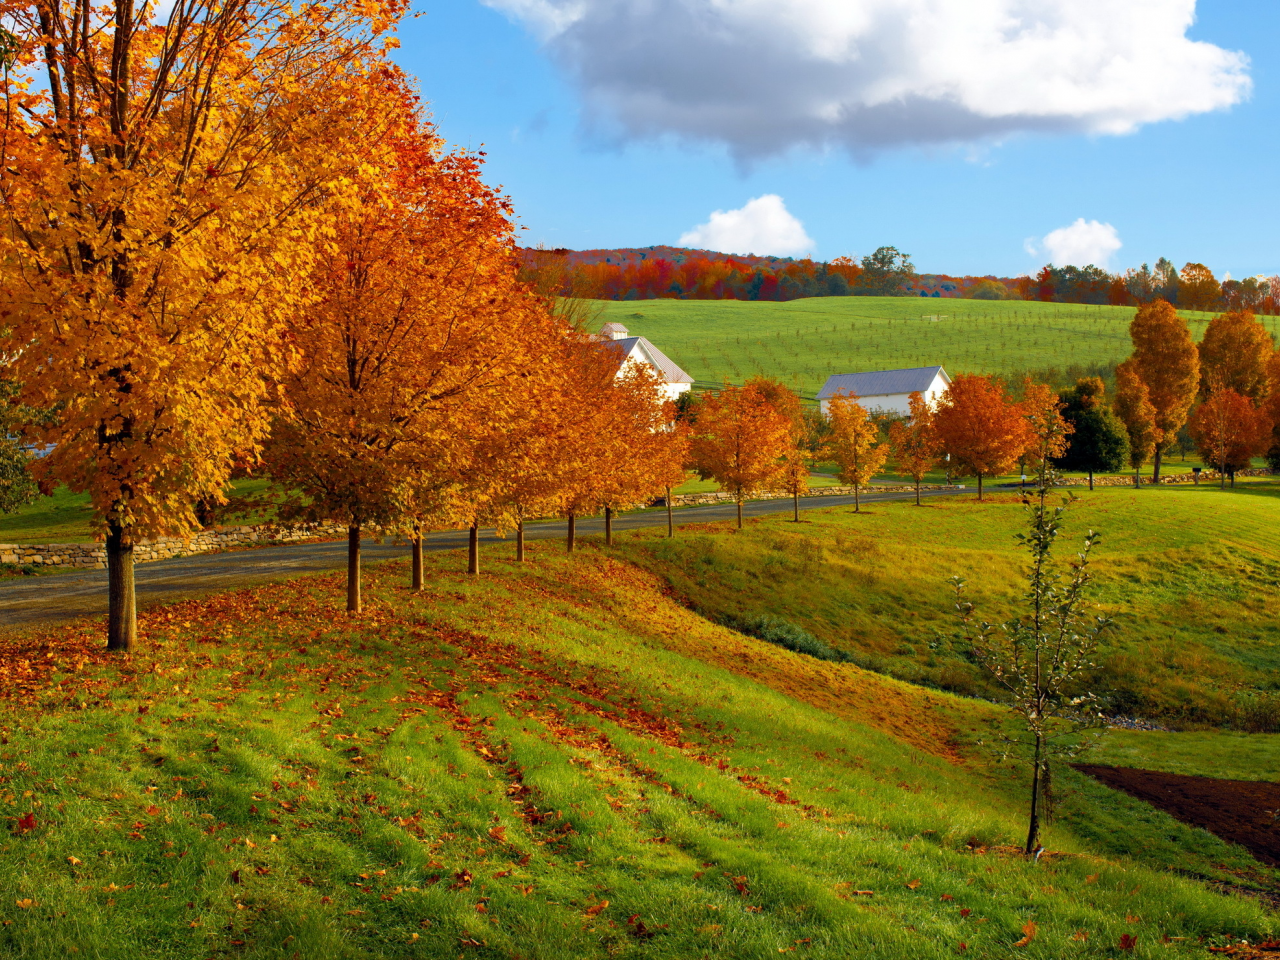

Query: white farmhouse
[
  {"left": 597, "top": 323, "right": 694, "bottom": 402},
  {"left": 817, "top": 365, "right": 951, "bottom": 417}
]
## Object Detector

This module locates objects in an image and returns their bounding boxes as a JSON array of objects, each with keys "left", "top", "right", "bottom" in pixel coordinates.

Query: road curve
[{"left": 1, "top": 486, "right": 963, "bottom": 628}]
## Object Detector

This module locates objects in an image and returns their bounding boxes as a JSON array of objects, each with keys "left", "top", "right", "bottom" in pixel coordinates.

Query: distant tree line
[{"left": 521, "top": 246, "right": 1279, "bottom": 313}]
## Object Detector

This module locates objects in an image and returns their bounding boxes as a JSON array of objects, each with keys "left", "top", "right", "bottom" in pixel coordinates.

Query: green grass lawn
[
  {"left": 600, "top": 297, "right": 1276, "bottom": 397},
  {"left": 0, "top": 522, "right": 1274, "bottom": 958},
  {"left": 0, "top": 478, "right": 281, "bottom": 545},
  {"left": 618, "top": 482, "right": 1280, "bottom": 729}
]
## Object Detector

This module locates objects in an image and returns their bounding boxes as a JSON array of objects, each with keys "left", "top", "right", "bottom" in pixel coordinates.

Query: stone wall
[
  {"left": 662, "top": 483, "right": 964, "bottom": 507},
  {"left": 1066, "top": 467, "right": 1273, "bottom": 488},
  {"left": 662, "top": 467, "right": 1274, "bottom": 506},
  {"left": 0, "top": 521, "right": 347, "bottom": 571}
]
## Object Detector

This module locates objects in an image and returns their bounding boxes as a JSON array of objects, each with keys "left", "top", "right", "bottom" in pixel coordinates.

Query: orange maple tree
[
  {"left": 1020, "top": 380, "right": 1072, "bottom": 479},
  {"left": 264, "top": 126, "right": 543, "bottom": 611},
  {"left": 0, "top": 0, "right": 407, "bottom": 648},
  {"left": 742, "top": 378, "right": 810, "bottom": 521},
  {"left": 932, "top": 375, "right": 1030, "bottom": 501},
  {"left": 689, "top": 383, "right": 794, "bottom": 528},
  {"left": 1197, "top": 311, "right": 1274, "bottom": 401},
  {"left": 549, "top": 334, "right": 685, "bottom": 551},
  {"left": 1122, "top": 300, "right": 1200, "bottom": 480},
  {"left": 826, "top": 394, "right": 888, "bottom": 512},
  {"left": 888, "top": 392, "right": 942, "bottom": 505},
  {"left": 1113, "top": 363, "right": 1160, "bottom": 485}
]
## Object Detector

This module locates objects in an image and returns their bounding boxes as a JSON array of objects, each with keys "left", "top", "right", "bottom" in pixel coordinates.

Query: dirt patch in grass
[{"left": 1075, "top": 764, "right": 1280, "bottom": 868}]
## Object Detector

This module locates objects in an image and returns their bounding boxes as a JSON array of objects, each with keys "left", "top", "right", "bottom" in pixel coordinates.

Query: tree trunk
[
  {"left": 567, "top": 513, "right": 576, "bottom": 552},
  {"left": 516, "top": 518, "right": 525, "bottom": 562},
  {"left": 1025, "top": 737, "right": 1044, "bottom": 856},
  {"left": 1152, "top": 446, "right": 1163, "bottom": 483},
  {"left": 915, "top": 478, "right": 921, "bottom": 506},
  {"left": 604, "top": 506, "right": 613, "bottom": 546},
  {"left": 1088, "top": 469, "right": 1094, "bottom": 491},
  {"left": 978, "top": 474, "right": 984, "bottom": 501},
  {"left": 736, "top": 497, "right": 743, "bottom": 529},
  {"left": 854, "top": 483, "right": 860, "bottom": 513},
  {"left": 666, "top": 487, "right": 673, "bottom": 538},
  {"left": 411, "top": 524, "right": 423, "bottom": 592},
  {"left": 347, "top": 523, "right": 361, "bottom": 614},
  {"left": 468, "top": 523, "right": 479, "bottom": 575},
  {"left": 1134, "top": 466, "right": 1140, "bottom": 488},
  {"left": 106, "top": 522, "right": 136, "bottom": 651}
]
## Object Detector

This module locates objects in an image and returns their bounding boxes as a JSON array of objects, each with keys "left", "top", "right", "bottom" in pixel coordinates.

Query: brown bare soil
[{"left": 1075, "top": 764, "right": 1280, "bottom": 868}]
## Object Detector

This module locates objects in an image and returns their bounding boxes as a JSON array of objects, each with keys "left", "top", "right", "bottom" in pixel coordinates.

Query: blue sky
[{"left": 394, "top": 1, "right": 1276, "bottom": 278}]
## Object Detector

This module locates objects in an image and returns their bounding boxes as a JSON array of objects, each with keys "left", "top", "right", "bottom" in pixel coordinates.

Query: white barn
[
  {"left": 817, "top": 366, "right": 951, "bottom": 417},
  {"left": 598, "top": 323, "right": 694, "bottom": 402}
]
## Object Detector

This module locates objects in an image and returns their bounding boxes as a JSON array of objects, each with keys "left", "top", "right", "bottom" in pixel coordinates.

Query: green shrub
[
  {"left": 1235, "top": 691, "right": 1280, "bottom": 733},
  {"left": 718, "top": 612, "right": 853, "bottom": 663}
]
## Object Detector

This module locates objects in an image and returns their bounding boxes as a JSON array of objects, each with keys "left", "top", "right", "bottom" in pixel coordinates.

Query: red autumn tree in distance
[
  {"left": 933, "top": 375, "right": 1031, "bottom": 501},
  {"left": 1189, "top": 388, "right": 1270, "bottom": 487}
]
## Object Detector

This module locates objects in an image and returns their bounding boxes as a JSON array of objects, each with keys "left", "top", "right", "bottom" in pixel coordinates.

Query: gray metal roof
[
  {"left": 601, "top": 336, "right": 695, "bottom": 385},
  {"left": 816, "top": 366, "right": 950, "bottom": 400}
]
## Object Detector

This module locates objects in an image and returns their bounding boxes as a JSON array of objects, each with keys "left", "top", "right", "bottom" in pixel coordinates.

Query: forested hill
[{"left": 518, "top": 245, "right": 1277, "bottom": 312}]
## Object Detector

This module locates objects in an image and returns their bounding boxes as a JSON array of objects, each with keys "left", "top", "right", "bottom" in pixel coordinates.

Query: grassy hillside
[
  {"left": 619, "top": 482, "right": 1280, "bottom": 729},
  {"left": 0, "top": 523, "right": 1274, "bottom": 958},
  {"left": 599, "top": 297, "right": 1280, "bottom": 396}
]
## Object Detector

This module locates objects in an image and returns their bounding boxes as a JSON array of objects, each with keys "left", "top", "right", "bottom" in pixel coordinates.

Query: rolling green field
[
  {"left": 0, "top": 502, "right": 1275, "bottom": 958},
  {"left": 619, "top": 482, "right": 1280, "bottom": 729},
  {"left": 600, "top": 297, "right": 1280, "bottom": 396}
]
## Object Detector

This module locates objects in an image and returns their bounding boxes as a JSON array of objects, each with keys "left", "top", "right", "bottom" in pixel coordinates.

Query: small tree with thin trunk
[
  {"left": 933, "top": 375, "right": 1030, "bottom": 501},
  {"left": 947, "top": 420, "right": 1111, "bottom": 857},
  {"left": 1113, "top": 363, "right": 1160, "bottom": 487},
  {"left": 826, "top": 394, "right": 888, "bottom": 512},
  {"left": 888, "top": 391, "right": 941, "bottom": 505},
  {"left": 689, "top": 383, "right": 793, "bottom": 529},
  {"left": 745, "top": 378, "right": 810, "bottom": 521}
]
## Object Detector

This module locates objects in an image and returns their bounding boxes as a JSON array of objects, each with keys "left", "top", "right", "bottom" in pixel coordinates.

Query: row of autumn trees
[
  {"left": 1106, "top": 303, "right": 1280, "bottom": 485},
  {"left": 0, "top": 0, "right": 697, "bottom": 651},
  {"left": 683, "top": 373, "right": 1070, "bottom": 515}
]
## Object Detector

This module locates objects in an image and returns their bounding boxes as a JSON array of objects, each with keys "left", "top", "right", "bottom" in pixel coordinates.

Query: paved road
[{"left": 0, "top": 486, "right": 963, "bottom": 628}]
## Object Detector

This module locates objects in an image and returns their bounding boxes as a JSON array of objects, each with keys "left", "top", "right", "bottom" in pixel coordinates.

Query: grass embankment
[
  {"left": 0, "top": 528, "right": 1274, "bottom": 958},
  {"left": 599, "top": 297, "right": 1270, "bottom": 397},
  {"left": 619, "top": 483, "right": 1280, "bottom": 728}
]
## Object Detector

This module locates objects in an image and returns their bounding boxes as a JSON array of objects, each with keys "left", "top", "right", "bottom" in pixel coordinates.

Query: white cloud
[
  {"left": 1033, "top": 218, "right": 1123, "bottom": 268},
  {"left": 484, "top": 0, "right": 1250, "bottom": 159},
  {"left": 679, "top": 195, "right": 814, "bottom": 257}
]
